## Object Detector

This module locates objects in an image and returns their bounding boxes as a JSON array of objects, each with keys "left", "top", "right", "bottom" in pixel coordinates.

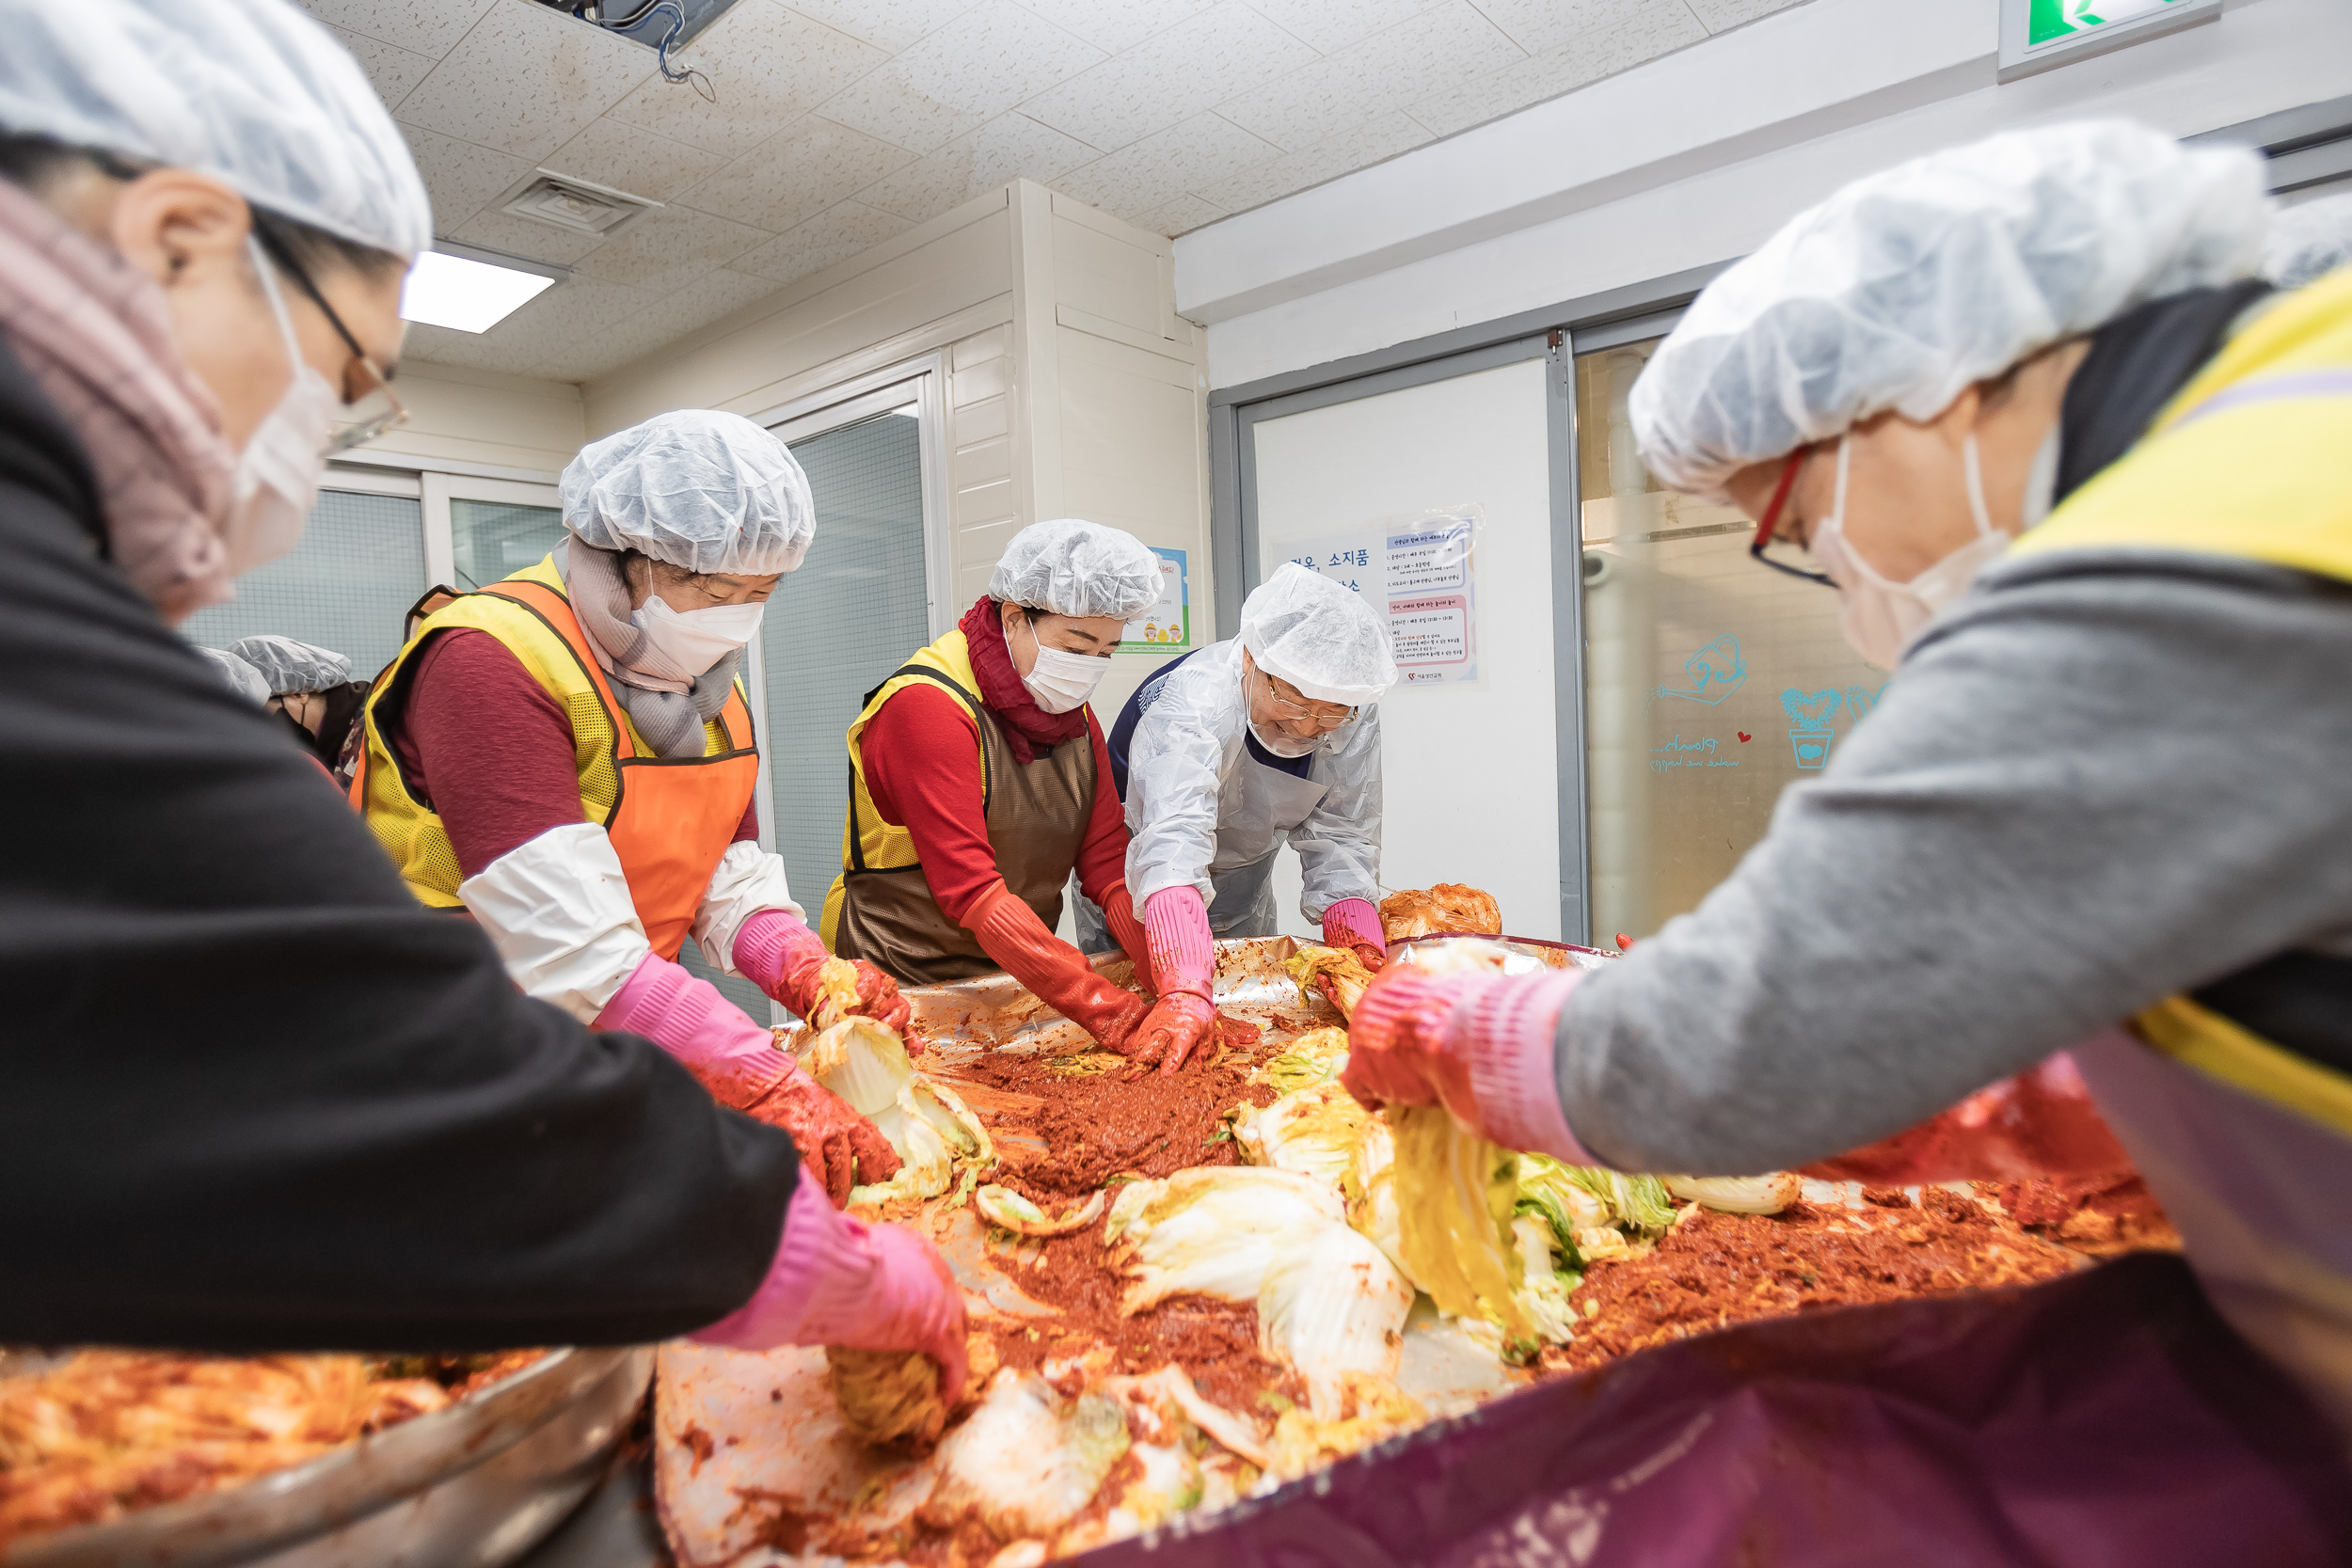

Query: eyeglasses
[
  {"left": 1256, "top": 670, "right": 1356, "bottom": 731},
  {"left": 1748, "top": 446, "right": 1834, "bottom": 586},
  {"left": 249, "top": 219, "right": 408, "bottom": 455}
]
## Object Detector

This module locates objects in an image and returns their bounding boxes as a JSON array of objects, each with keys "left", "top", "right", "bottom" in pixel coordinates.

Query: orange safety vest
[{"left": 352, "top": 554, "right": 761, "bottom": 961}]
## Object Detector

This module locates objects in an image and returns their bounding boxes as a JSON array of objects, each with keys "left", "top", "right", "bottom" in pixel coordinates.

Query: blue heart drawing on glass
[
  {"left": 1780, "top": 687, "right": 1842, "bottom": 733},
  {"left": 1656, "top": 633, "right": 1747, "bottom": 705}
]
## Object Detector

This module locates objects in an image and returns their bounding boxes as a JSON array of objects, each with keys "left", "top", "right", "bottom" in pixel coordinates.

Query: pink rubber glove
[
  {"left": 596, "top": 954, "right": 900, "bottom": 1205},
  {"left": 1321, "top": 897, "right": 1388, "bottom": 973},
  {"left": 695, "top": 1167, "right": 969, "bottom": 1405},
  {"left": 735, "top": 910, "right": 914, "bottom": 1037},
  {"left": 1128, "top": 885, "right": 1219, "bottom": 1072},
  {"left": 1341, "top": 962, "right": 1595, "bottom": 1161}
]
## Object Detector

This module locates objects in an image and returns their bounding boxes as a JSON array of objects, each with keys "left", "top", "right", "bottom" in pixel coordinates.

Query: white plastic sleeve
[
  {"left": 458, "top": 822, "right": 652, "bottom": 1023},
  {"left": 691, "top": 839, "right": 803, "bottom": 976}
]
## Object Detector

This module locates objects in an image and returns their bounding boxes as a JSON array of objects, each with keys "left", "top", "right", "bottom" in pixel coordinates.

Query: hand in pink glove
[
  {"left": 596, "top": 954, "right": 900, "bottom": 1206},
  {"left": 735, "top": 910, "right": 913, "bottom": 1036},
  {"left": 1321, "top": 896, "right": 1389, "bottom": 974},
  {"left": 968, "top": 881, "right": 1147, "bottom": 1051},
  {"left": 1126, "top": 885, "right": 1219, "bottom": 1072},
  {"left": 1341, "top": 960, "right": 1594, "bottom": 1161},
  {"left": 696, "top": 1168, "right": 969, "bottom": 1406}
]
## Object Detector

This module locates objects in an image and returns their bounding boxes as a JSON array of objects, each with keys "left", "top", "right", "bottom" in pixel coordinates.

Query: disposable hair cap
[
  {"left": 1239, "top": 563, "right": 1396, "bottom": 706},
  {"left": 563, "top": 410, "right": 817, "bottom": 576},
  {"left": 987, "top": 518, "right": 1163, "bottom": 620},
  {"left": 229, "top": 634, "right": 352, "bottom": 693}
]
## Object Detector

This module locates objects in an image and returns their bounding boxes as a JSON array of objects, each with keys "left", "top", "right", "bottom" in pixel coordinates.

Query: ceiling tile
[
  {"left": 432, "top": 276, "right": 647, "bottom": 378},
  {"left": 1467, "top": 0, "right": 1700, "bottom": 59},
  {"left": 1216, "top": 1, "right": 1523, "bottom": 152},
  {"left": 294, "top": 0, "right": 492, "bottom": 57},
  {"left": 1684, "top": 0, "right": 1809, "bottom": 31},
  {"left": 398, "top": 123, "right": 533, "bottom": 232},
  {"left": 396, "top": 321, "right": 516, "bottom": 372},
  {"left": 1051, "top": 112, "right": 1279, "bottom": 227},
  {"left": 1188, "top": 108, "right": 1429, "bottom": 214},
  {"left": 600, "top": 0, "right": 890, "bottom": 154},
  {"left": 569, "top": 205, "right": 769, "bottom": 291},
  {"left": 541, "top": 119, "right": 730, "bottom": 204},
  {"left": 1013, "top": 0, "right": 1216, "bottom": 56},
  {"left": 325, "top": 25, "right": 435, "bottom": 111},
  {"left": 1123, "top": 192, "right": 1229, "bottom": 237},
  {"left": 1019, "top": 0, "right": 1315, "bottom": 154},
  {"left": 683, "top": 116, "right": 916, "bottom": 230},
  {"left": 532, "top": 269, "right": 779, "bottom": 381},
  {"left": 817, "top": 0, "right": 1105, "bottom": 155},
  {"left": 448, "top": 208, "right": 608, "bottom": 266},
  {"left": 778, "top": 0, "right": 979, "bottom": 55},
  {"left": 1243, "top": 0, "right": 1438, "bottom": 55},
  {"left": 731, "top": 200, "right": 912, "bottom": 284},
  {"left": 397, "top": 0, "right": 652, "bottom": 162},
  {"left": 855, "top": 113, "right": 1098, "bottom": 223},
  {"left": 1406, "top": 5, "right": 1700, "bottom": 137}
]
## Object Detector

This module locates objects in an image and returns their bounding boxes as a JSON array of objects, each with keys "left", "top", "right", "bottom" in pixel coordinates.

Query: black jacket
[{"left": 0, "top": 331, "right": 796, "bottom": 1351}]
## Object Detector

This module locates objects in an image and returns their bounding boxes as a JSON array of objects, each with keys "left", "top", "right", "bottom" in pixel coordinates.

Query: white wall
[
  {"left": 1182, "top": 0, "right": 2352, "bottom": 389},
  {"left": 373, "top": 362, "right": 585, "bottom": 479}
]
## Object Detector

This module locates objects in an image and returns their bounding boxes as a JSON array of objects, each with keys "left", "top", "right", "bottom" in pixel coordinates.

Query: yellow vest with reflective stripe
[
  {"left": 2011, "top": 270, "right": 2352, "bottom": 1136},
  {"left": 354, "top": 553, "right": 740, "bottom": 911},
  {"left": 817, "top": 627, "right": 990, "bottom": 945}
]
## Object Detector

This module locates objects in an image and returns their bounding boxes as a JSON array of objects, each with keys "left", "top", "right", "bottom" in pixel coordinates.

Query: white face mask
[
  {"left": 1808, "top": 431, "right": 2013, "bottom": 671},
  {"left": 222, "top": 239, "right": 338, "bottom": 577},
  {"left": 1012, "top": 613, "right": 1111, "bottom": 713},
  {"left": 1249, "top": 720, "right": 1325, "bottom": 759},
  {"left": 630, "top": 593, "right": 764, "bottom": 675}
]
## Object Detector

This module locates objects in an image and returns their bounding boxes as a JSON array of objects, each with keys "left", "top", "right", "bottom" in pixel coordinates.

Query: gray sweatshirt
[{"left": 1555, "top": 546, "right": 2352, "bottom": 1175}]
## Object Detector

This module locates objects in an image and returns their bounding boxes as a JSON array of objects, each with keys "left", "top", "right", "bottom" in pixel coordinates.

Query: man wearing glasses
[{"left": 1105, "top": 562, "right": 1397, "bottom": 1069}]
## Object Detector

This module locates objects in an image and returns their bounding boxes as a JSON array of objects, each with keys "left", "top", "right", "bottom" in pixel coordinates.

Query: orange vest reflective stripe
[{"left": 353, "top": 555, "right": 761, "bottom": 961}]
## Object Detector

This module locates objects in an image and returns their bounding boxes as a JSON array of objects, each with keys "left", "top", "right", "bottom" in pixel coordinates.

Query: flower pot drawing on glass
[{"left": 1782, "top": 687, "right": 1843, "bottom": 771}]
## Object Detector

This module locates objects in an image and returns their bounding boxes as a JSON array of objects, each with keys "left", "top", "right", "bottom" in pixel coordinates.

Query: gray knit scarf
[{"left": 556, "top": 539, "right": 742, "bottom": 759}]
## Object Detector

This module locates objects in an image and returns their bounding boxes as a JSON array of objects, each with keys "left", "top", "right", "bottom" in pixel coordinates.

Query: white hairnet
[
  {"left": 1631, "top": 120, "right": 2272, "bottom": 498},
  {"left": 1238, "top": 563, "right": 1397, "bottom": 705},
  {"left": 987, "top": 519, "right": 1162, "bottom": 620},
  {"left": 2264, "top": 194, "right": 2352, "bottom": 291},
  {"left": 0, "top": 0, "right": 432, "bottom": 260},
  {"left": 563, "top": 410, "right": 816, "bottom": 576},
  {"left": 198, "top": 647, "right": 269, "bottom": 705},
  {"left": 229, "top": 634, "right": 351, "bottom": 693}
]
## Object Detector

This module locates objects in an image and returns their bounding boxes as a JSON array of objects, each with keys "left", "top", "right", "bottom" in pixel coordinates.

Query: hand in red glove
[
  {"left": 1321, "top": 896, "right": 1389, "bottom": 974},
  {"left": 736, "top": 910, "right": 913, "bottom": 1035},
  {"left": 1341, "top": 958, "right": 1594, "bottom": 1161},
  {"left": 694, "top": 1168, "right": 969, "bottom": 1407},
  {"left": 968, "top": 880, "right": 1147, "bottom": 1050},
  {"left": 1097, "top": 880, "right": 1154, "bottom": 977},
  {"left": 595, "top": 952, "right": 900, "bottom": 1207},
  {"left": 1127, "top": 885, "right": 1219, "bottom": 1071}
]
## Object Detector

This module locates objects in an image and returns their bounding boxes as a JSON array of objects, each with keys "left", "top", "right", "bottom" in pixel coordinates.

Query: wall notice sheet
[
  {"left": 1278, "top": 505, "right": 1480, "bottom": 685},
  {"left": 1120, "top": 546, "right": 1190, "bottom": 651}
]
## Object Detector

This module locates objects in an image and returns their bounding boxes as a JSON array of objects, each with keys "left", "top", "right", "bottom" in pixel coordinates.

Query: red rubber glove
[
  {"left": 1804, "top": 1048, "right": 2133, "bottom": 1184},
  {"left": 735, "top": 909, "right": 912, "bottom": 1036},
  {"left": 1321, "top": 897, "right": 1388, "bottom": 974},
  {"left": 1127, "top": 884, "right": 1219, "bottom": 1071},
  {"left": 1097, "top": 879, "right": 1153, "bottom": 976},
  {"left": 596, "top": 954, "right": 900, "bottom": 1206},
  {"left": 968, "top": 879, "right": 1147, "bottom": 1050},
  {"left": 1342, "top": 960, "right": 1595, "bottom": 1161},
  {"left": 694, "top": 1167, "right": 969, "bottom": 1406}
]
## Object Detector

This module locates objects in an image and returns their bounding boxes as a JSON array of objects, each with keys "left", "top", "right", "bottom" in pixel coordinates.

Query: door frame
[{"left": 420, "top": 472, "right": 562, "bottom": 593}]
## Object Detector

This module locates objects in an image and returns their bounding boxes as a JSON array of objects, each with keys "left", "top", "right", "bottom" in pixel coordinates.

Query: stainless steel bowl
[{"left": 5, "top": 1346, "right": 653, "bottom": 1568}]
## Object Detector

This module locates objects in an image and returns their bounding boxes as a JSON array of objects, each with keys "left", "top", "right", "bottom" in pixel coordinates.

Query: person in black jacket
[{"left": 0, "top": 0, "right": 966, "bottom": 1402}]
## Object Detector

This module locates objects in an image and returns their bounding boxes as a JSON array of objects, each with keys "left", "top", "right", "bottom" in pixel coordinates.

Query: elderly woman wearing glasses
[{"left": 1104, "top": 563, "right": 1397, "bottom": 1069}]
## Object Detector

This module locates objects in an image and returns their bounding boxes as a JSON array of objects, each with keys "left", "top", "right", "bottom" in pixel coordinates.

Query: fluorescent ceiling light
[{"left": 401, "top": 246, "right": 560, "bottom": 334}]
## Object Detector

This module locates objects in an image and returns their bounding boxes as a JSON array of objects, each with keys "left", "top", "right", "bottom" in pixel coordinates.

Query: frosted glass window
[
  {"left": 181, "top": 488, "right": 423, "bottom": 679},
  {"left": 451, "top": 499, "right": 565, "bottom": 589},
  {"left": 768, "top": 412, "right": 930, "bottom": 926},
  {"left": 1576, "top": 338, "right": 1885, "bottom": 944}
]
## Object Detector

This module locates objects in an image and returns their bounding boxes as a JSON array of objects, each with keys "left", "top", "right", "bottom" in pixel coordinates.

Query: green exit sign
[{"left": 2000, "top": 0, "right": 2219, "bottom": 81}]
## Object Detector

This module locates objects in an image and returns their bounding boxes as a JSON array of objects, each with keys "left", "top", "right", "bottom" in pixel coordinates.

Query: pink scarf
[{"left": 0, "top": 180, "right": 237, "bottom": 624}]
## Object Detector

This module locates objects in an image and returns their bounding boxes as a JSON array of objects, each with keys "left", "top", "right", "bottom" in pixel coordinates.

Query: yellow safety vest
[
  {"left": 352, "top": 553, "right": 759, "bottom": 958},
  {"left": 2012, "top": 268, "right": 2352, "bottom": 1135}
]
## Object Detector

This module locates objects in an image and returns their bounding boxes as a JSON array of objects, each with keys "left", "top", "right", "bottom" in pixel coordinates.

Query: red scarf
[{"left": 960, "top": 596, "right": 1090, "bottom": 764}]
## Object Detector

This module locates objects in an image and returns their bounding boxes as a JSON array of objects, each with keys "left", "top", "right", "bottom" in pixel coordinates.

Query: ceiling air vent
[{"left": 496, "top": 171, "right": 662, "bottom": 240}]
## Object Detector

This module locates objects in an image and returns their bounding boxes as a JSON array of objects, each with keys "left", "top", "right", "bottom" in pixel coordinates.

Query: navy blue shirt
[{"left": 1106, "top": 646, "right": 1312, "bottom": 801}]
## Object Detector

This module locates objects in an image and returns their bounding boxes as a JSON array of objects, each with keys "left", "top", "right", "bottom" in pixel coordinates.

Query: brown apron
[{"left": 833, "top": 676, "right": 1095, "bottom": 986}]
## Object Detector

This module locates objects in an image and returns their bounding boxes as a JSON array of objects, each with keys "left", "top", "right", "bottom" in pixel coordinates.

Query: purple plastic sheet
[{"left": 1086, "top": 1255, "right": 2352, "bottom": 1568}]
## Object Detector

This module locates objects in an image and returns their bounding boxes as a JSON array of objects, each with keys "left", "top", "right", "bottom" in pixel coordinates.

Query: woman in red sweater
[{"left": 821, "top": 519, "right": 1200, "bottom": 1060}]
